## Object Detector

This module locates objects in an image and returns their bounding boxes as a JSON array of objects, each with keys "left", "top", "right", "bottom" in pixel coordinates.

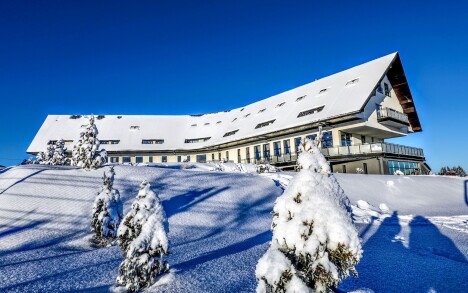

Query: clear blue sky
[{"left": 0, "top": 0, "right": 467, "bottom": 171}]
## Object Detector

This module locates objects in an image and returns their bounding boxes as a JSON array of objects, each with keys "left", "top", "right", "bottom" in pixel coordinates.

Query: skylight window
[
  {"left": 258, "top": 108, "right": 266, "bottom": 114},
  {"left": 244, "top": 113, "right": 251, "bottom": 118},
  {"left": 184, "top": 137, "right": 211, "bottom": 143},
  {"left": 255, "top": 119, "right": 276, "bottom": 129},
  {"left": 69, "top": 115, "right": 82, "bottom": 119},
  {"left": 297, "top": 106, "right": 325, "bottom": 118},
  {"left": 318, "top": 88, "right": 328, "bottom": 94},
  {"left": 130, "top": 126, "right": 140, "bottom": 130},
  {"left": 142, "top": 139, "right": 164, "bottom": 144},
  {"left": 232, "top": 118, "right": 238, "bottom": 122},
  {"left": 345, "top": 78, "right": 359, "bottom": 86},
  {"left": 295, "top": 96, "right": 306, "bottom": 102},
  {"left": 240, "top": 108, "right": 245, "bottom": 112},
  {"left": 223, "top": 129, "right": 239, "bottom": 137},
  {"left": 276, "top": 102, "right": 286, "bottom": 108},
  {"left": 216, "top": 121, "right": 222, "bottom": 124},
  {"left": 191, "top": 124, "right": 197, "bottom": 127},
  {"left": 204, "top": 122, "right": 210, "bottom": 126}
]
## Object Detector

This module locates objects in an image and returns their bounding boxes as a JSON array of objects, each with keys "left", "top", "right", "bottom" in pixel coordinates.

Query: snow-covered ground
[{"left": 0, "top": 164, "right": 466, "bottom": 292}]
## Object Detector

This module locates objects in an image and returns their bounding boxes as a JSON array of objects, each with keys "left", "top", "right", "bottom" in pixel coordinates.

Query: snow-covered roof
[{"left": 28, "top": 53, "right": 402, "bottom": 153}]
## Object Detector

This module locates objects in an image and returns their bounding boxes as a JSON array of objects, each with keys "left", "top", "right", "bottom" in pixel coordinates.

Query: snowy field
[{"left": 0, "top": 164, "right": 466, "bottom": 292}]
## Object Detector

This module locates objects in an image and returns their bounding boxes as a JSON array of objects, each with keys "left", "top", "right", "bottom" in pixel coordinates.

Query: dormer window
[
  {"left": 130, "top": 126, "right": 140, "bottom": 130},
  {"left": 345, "top": 78, "right": 359, "bottom": 86},
  {"left": 101, "top": 140, "right": 120, "bottom": 145},
  {"left": 185, "top": 137, "right": 211, "bottom": 143},
  {"left": 297, "top": 106, "right": 325, "bottom": 118},
  {"left": 276, "top": 102, "right": 286, "bottom": 108},
  {"left": 255, "top": 119, "right": 276, "bottom": 129},
  {"left": 296, "top": 96, "right": 306, "bottom": 102},
  {"left": 223, "top": 129, "right": 239, "bottom": 137}
]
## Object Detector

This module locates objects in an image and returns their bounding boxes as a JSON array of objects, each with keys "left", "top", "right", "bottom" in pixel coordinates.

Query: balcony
[{"left": 377, "top": 107, "right": 409, "bottom": 128}]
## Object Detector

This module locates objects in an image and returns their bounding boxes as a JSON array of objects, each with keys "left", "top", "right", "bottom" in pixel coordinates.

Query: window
[
  {"left": 297, "top": 106, "right": 325, "bottom": 118},
  {"left": 322, "top": 131, "right": 333, "bottom": 148},
  {"left": 123, "top": 156, "right": 131, "bottom": 163},
  {"left": 363, "top": 163, "right": 368, "bottom": 174},
  {"left": 186, "top": 156, "right": 191, "bottom": 162},
  {"left": 232, "top": 118, "right": 238, "bottom": 122},
  {"left": 361, "top": 135, "right": 366, "bottom": 144},
  {"left": 191, "top": 124, "right": 197, "bottom": 127},
  {"left": 161, "top": 156, "right": 167, "bottom": 163},
  {"left": 136, "top": 156, "right": 143, "bottom": 163},
  {"left": 246, "top": 147, "right": 251, "bottom": 163},
  {"left": 276, "top": 102, "right": 286, "bottom": 108},
  {"left": 295, "top": 95, "right": 306, "bottom": 102},
  {"left": 226, "top": 151, "right": 229, "bottom": 161},
  {"left": 377, "top": 83, "right": 383, "bottom": 94},
  {"left": 244, "top": 113, "right": 251, "bottom": 118},
  {"left": 254, "top": 145, "right": 261, "bottom": 161},
  {"left": 148, "top": 156, "right": 153, "bottom": 163},
  {"left": 101, "top": 140, "right": 120, "bottom": 145},
  {"left": 255, "top": 119, "right": 276, "bottom": 129},
  {"left": 130, "top": 126, "right": 140, "bottom": 130},
  {"left": 345, "top": 78, "right": 359, "bottom": 86},
  {"left": 216, "top": 121, "right": 222, "bottom": 124},
  {"left": 196, "top": 155, "right": 206, "bottom": 163},
  {"left": 185, "top": 137, "right": 211, "bottom": 143},
  {"left": 218, "top": 152, "right": 221, "bottom": 161},
  {"left": 223, "top": 129, "right": 239, "bottom": 137},
  {"left": 342, "top": 165, "right": 347, "bottom": 173},
  {"left": 283, "top": 140, "right": 291, "bottom": 155},
  {"left": 294, "top": 137, "right": 302, "bottom": 153},
  {"left": 273, "top": 141, "right": 282, "bottom": 157},
  {"left": 258, "top": 108, "right": 266, "bottom": 114},
  {"left": 237, "top": 149, "right": 241, "bottom": 163},
  {"left": 117, "top": 116, "right": 122, "bottom": 119},
  {"left": 388, "top": 160, "right": 419, "bottom": 175},
  {"left": 48, "top": 140, "right": 58, "bottom": 145},
  {"left": 384, "top": 82, "right": 391, "bottom": 97},
  {"left": 177, "top": 155, "right": 182, "bottom": 163},
  {"left": 142, "top": 139, "right": 164, "bottom": 144},
  {"left": 110, "top": 157, "right": 119, "bottom": 163},
  {"left": 70, "top": 115, "right": 82, "bottom": 119},
  {"left": 263, "top": 144, "right": 270, "bottom": 159},
  {"left": 204, "top": 123, "right": 210, "bottom": 126},
  {"left": 318, "top": 88, "right": 328, "bottom": 94},
  {"left": 306, "top": 134, "right": 317, "bottom": 141},
  {"left": 341, "top": 132, "right": 352, "bottom": 146},
  {"left": 240, "top": 107, "right": 245, "bottom": 112}
]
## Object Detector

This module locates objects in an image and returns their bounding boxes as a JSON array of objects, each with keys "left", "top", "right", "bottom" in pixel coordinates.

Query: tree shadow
[{"left": 0, "top": 169, "right": 45, "bottom": 194}]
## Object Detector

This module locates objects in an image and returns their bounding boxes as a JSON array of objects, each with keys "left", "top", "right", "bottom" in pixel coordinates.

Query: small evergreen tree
[
  {"left": 49, "top": 139, "right": 68, "bottom": 165},
  {"left": 256, "top": 133, "right": 362, "bottom": 293},
  {"left": 71, "top": 115, "right": 105, "bottom": 169},
  {"left": 116, "top": 180, "right": 169, "bottom": 292},
  {"left": 91, "top": 166, "right": 123, "bottom": 246}
]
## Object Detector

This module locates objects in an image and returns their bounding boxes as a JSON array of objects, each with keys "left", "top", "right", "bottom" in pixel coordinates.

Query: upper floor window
[
  {"left": 384, "top": 82, "right": 391, "bottom": 97},
  {"left": 345, "top": 78, "right": 359, "bottom": 86},
  {"left": 255, "top": 119, "right": 276, "bottom": 129},
  {"left": 142, "top": 139, "right": 164, "bottom": 144},
  {"left": 297, "top": 106, "right": 325, "bottom": 118},
  {"left": 101, "top": 140, "right": 120, "bottom": 145}
]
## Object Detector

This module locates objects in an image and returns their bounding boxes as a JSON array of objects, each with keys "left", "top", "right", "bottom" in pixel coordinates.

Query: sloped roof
[{"left": 28, "top": 52, "right": 419, "bottom": 153}]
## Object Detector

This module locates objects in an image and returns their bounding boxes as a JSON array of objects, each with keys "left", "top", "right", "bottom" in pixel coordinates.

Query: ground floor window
[
  {"left": 363, "top": 163, "right": 368, "bottom": 174},
  {"left": 136, "top": 156, "right": 143, "bottom": 163},
  {"left": 322, "top": 131, "right": 333, "bottom": 148},
  {"left": 123, "top": 156, "right": 131, "bottom": 163},
  {"left": 148, "top": 156, "right": 153, "bottom": 163},
  {"left": 273, "top": 141, "right": 281, "bottom": 157},
  {"left": 294, "top": 137, "right": 301, "bottom": 153},
  {"left": 342, "top": 165, "right": 347, "bottom": 173},
  {"left": 177, "top": 155, "right": 181, "bottom": 162},
  {"left": 110, "top": 157, "right": 119, "bottom": 163},
  {"left": 237, "top": 149, "right": 241, "bottom": 163},
  {"left": 254, "top": 145, "right": 261, "bottom": 161},
  {"left": 162, "top": 156, "right": 167, "bottom": 163},
  {"left": 246, "top": 147, "right": 251, "bottom": 163},
  {"left": 212, "top": 153, "right": 215, "bottom": 161},
  {"left": 283, "top": 140, "right": 290, "bottom": 154},
  {"left": 388, "top": 160, "right": 419, "bottom": 175},
  {"left": 263, "top": 144, "right": 270, "bottom": 160},
  {"left": 341, "top": 132, "right": 352, "bottom": 146},
  {"left": 196, "top": 154, "right": 206, "bottom": 163}
]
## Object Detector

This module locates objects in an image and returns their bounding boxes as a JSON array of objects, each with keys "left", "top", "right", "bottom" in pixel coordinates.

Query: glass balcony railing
[
  {"left": 377, "top": 107, "right": 409, "bottom": 124},
  {"left": 239, "top": 142, "right": 424, "bottom": 165}
]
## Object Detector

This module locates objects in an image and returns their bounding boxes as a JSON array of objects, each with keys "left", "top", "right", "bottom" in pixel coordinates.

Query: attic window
[
  {"left": 296, "top": 96, "right": 306, "bottom": 102},
  {"left": 232, "top": 118, "right": 238, "bottom": 122},
  {"left": 184, "top": 137, "right": 211, "bottom": 143},
  {"left": 345, "top": 78, "right": 359, "bottom": 86},
  {"left": 318, "top": 88, "right": 328, "bottom": 94},
  {"left": 258, "top": 108, "right": 266, "bottom": 114},
  {"left": 69, "top": 115, "right": 82, "bottom": 119},
  {"left": 223, "top": 129, "right": 239, "bottom": 137},
  {"left": 297, "top": 106, "right": 325, "bottom": 118},
  {"left": 255, "top": 119, "right": 276, "bottom": 129},
  {"left": 276, "top": 102, "right": 286, "bottom": 108},
  {"left": 130, "top": 126, "right": 140, "bottom": 130},
  {"left": 48, "top": 140, "right": 58, "bottom": 145},
  {"left": 216, "top": 121, "right": 222, "bottom": 124},
  {"left": 101, "top": 140, "right": 120, "bottom": 145},
  {"left": 142, "top": 139, "right": 164, "bottom": 144},
  {"left": 244, "top": 113, "right": 251, "bottom": 118},
  {"left": 191, "top": 124, "right": 197, "bottom": 127},
  {"left": 204, "top": 123, "right": 210, "bottom": 126}
]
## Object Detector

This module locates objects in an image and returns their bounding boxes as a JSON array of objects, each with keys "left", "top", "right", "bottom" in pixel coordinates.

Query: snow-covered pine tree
[
  {"left": 49, "top": 139, "right": 68, "bottom": 165},
  {"left": 91, "top": 166, "right": 123, "bottom": 246},
  {"left": 256, "top": 133, "right": 362, "bottom": 293},
  {"left": 71, "top": 115, "right": 105, "bottom": 169},
  {"left": 116, "top": 180, "right": 169, "bottom": 292}
]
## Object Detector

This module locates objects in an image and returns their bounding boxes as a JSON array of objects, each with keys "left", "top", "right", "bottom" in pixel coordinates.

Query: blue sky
[{"left": 0, "top": 0, "right": 467, "bottom": 171}]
